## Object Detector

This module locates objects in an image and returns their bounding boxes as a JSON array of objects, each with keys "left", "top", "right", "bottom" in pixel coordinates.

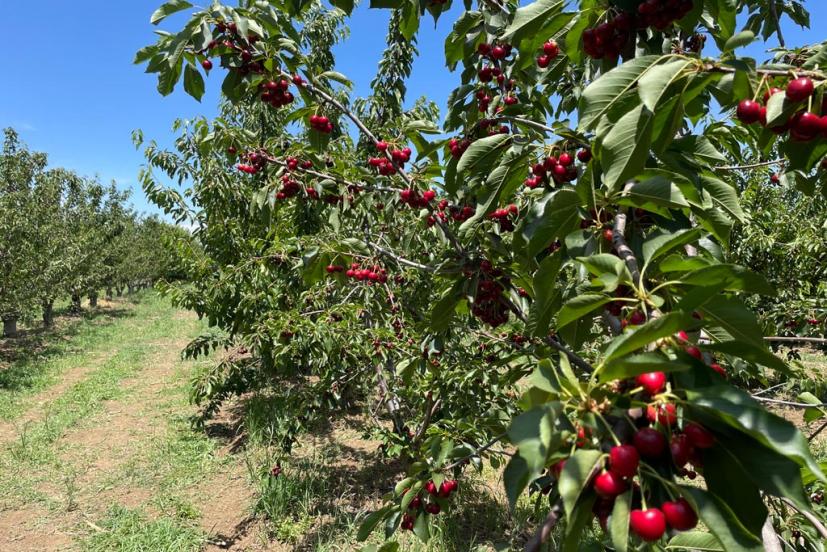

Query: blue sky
[{"left": 1, "top": 1, "right": 825, "bottom": 217}]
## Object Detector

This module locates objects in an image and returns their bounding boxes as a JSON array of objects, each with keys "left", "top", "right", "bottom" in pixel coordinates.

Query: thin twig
[
  {"left": 715, "top": 158, "right": 785, "bottom": 171},
  {"left": 442, "top": 434, "right": 506, "bottom": 471},
  {"left": 779, "top": 497, "right": 827, "bottom": 539},
  {"left": 769, "top": 0, "right": 786, "bottom": 47},
  {"left": 365, "top": 239, "right": 436, "bottom": 272},
  {"left": 752, "top": 396, "right": 827, "bottom": 408}
]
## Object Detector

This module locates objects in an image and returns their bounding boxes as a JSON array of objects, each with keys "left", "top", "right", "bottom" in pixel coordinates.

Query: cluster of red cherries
[
  {"left": 470, "top": 260, "right": 511, "bottom": 327},
  {"left": 308, "top": 114, "right": 333, "bottom": 134},
  {"left": 736, "top": 77, "right": 827, "bottom": 141},
  {"left": 583, "top": 0, "right": 694, "bottom": 60},
  {"left": 475, "top": 42, "right": 520, "bottom": 110},
  {"left": 368, "top": 141, "right": 412, "bottom": 175},
  {"left": 488, "top": 204, "right": 519, "bottom": 232},
  {"left": 257, "top": 78, "right": 295, "bottom": 109},
  {"left": 399, "top": 188, "right": 436, "bottom": 209},
  {"left": 200, "top": 21, "right": 265, "bottom": 75},
  {"left": 536, "top": 40, "right": 560, "bottom": 68},
  {"left": 400, "top": 479, "right": 458, "bottom": 531},
  {"left": 327, "top": 262, "right": 389, "bottom": 284},
  {"left": 524, "top": 149, "right": 590, "bottom": 189},
  {"left": 427, "top": 199, "right": 476, "bottom": 227},
  {"left": 235, "top": 149, "right": 269, "bottom": 175}
]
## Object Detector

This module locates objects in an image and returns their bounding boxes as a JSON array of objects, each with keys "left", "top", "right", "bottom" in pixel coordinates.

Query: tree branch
[
  {"left": 715, "top": 158, "right": 784, "bottom": 171},
  {"left": 525, "top": 498, "right": 564, "bottom": 552},
  {"left": 769, "top": 0, "right": 786, "bottom": 47},
  {"left": 779, "top": 497, "right": 827, "bottom": 539}
]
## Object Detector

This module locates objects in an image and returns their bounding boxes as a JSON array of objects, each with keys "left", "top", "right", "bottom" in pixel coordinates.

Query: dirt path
[{"left": 0, "top": 296, "right": 259, "bottom": 552}]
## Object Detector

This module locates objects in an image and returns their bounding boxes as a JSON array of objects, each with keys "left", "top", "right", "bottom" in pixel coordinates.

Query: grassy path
[{"left": 0, "top": 294, "right": 255, "bottom": 552}]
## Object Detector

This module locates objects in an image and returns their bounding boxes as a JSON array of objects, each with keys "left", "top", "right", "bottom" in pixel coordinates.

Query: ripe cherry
[
  {"left": 537, "top": 54, "right": 550, "bottom": 68},
  {"left": 786, "top": 77, "right": 814, "bottom": 102},
  {"left": 634, "top": 428, "right": 667, "bottom": 458},
  {"left": 491, "top": 45, "right": 507, "bottom": 59},
  {"left": 647, "top": 403, "right": 678, "bottom": 427},
  {"left": 425, "top": 502, "right": 441, "bottom": 515},
  {"left": 609, "top": 445, "right": 639, "bottom": 478},
  {"left": 543, "top": 40, "right": 560, "bottom": 58},
  {"left": 685, "top": 346, "right": 703, "bottom": 360},
  {"left": 709, "top": 362, "right": 726, "bottom": 377},
  {"left": 409, "top": 496, "right": 422, "bottom": 509},
  {"left": 670, "top": 434, "right": 692, "bottom": 467},
  {"left": 593, "top": 470, "right": 628, "bottom": 497},
  {"left": 635, "top": 371, "right": 666, "bottom": 395},
  {"left": 577, "top": 148, "right": 592, "bottom": 162},
  {"left": 551, "top": 459, "right": 566, "bottom": 479},
  {"left": 662, "top": 498, "right": 698, "bottom": 531},
  {"left": 424, "top": 480, "right": 437, "bottom": 495},
  {"left": 684, "top": 422, "right": 715, "bottom": 449},
  {"left": 629, "top": 310, "right": 646, "bottom": 325},
  {"left": 794, "top": 112, "right": 821, "bottom": 138},
  {"left": 201, "top": 59, "right": 213, "bottom": 71},
  {"left": 630, "top": 508, "right": 667, "bottom": 542},
  {"left": 602, "top": 228, "right": 614, "bottom": 242},
  {"left": 736, "top": 99, "right": 761, "bottom": 124},
  {"left": 558, "top": 152, "right": 573, "bottom": 166},
  {"left": 375, "top": 140, "right": 388, "bottom": 151},
  {"left": 477, "top": 42, "right": 491, "bottom": 56}
]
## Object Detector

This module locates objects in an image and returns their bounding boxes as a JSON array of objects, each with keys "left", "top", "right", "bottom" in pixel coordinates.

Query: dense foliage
[
  {"left": 0, "top": 128, "right": 187, "bottom": 336},
  {"left": 138, "top": 0, "right": 827, "bottom": 549}
]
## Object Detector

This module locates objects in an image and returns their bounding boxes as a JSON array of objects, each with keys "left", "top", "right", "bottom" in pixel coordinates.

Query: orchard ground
[{"left": 0, "top": 293, "right": 825, "bottom": 552}]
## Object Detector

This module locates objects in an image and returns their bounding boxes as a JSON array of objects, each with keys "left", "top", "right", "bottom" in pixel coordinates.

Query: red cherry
[
  {"left": 423, "top": 190, "right": 436, "bottom": 202},
  {"left": 537, "top": 54, "right": 550, "bottom": 68},
  {"left": 375, "top": 140, "right": 388, "bottom": 151},
  {"left": 736, "top": 99, "right": 761, "bottom": 124},
  {"left": 794, "top": 111, "right": 821, "bottom": 138},
  {"left": 630, "top": 508, "right": 667, "bottom": 542},
  {"left": 477, "top": 42, "right": 491, "bottom": 56},
  {"left": 424, "top": 480, "right": 437, "bottom": 495},
  {"left": 425, "top": 502, "right": 441, "bottom": 515},
  {"left": 770, "top": 173, "right": 780, "bottom": 184},
  {"left": 685, "top": 346, "right": 703, "bottom": 360},
  {"left": 577, "top": 148, "right": 592, "bottom": 162},
  {"left": 551, "top": 459, "right": 566, "bottom": 479},
  {"left": 629, "top": 310, "right": 646, "bottom": 325},
  {"left": 593, "top": 470, "right": 628, "bottom": 497},
  {"left": 670, "top": 434, "right": 692, "bottom": 467},
  {"left": 609, "top": 445, "right": 639, "bottom": 478},
  {"left": 558, "top": 152, "right": 574, "bottom": 166},
  {"left": 662, "top": 498, "right": 698, "bottom": 531},
  {"left": 786, "top": 77, "right": 814, "bottom": 102},
  {"left": 635, "top": 372, "right": 666, "bottom": 395},
  {"left": 633, "top": 428, "right": 667, "bottom": 458},
  {"left": 676, "top": 330, "right": 689, "bottom": 342},
  {"left": 647, "top": 403, "right": 678, "bottom": 427},
  {"left": 543, "top": 40, "right": 559, "bottom": 58},
  {"left": 602, "top": 228, "right": 614, "bottom": 242},
  {"left": 409, "top": 496, "right": 422, "bottom": 509},
  {"left": 491, "top": 45, "right": 507, "bottom": 59},
  {"left": 201, "top": 59, "right": 213, "bottom": 71},
  {"left": 709, "top": 362, "right": 726, "bottom": 377},
  {"left": 684, "top": 422, "right": 715, "bottom": 449}
]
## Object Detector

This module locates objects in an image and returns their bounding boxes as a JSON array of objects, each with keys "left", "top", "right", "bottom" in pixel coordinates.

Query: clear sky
[{"left": 1, "top": 1, "right": 825, "bottom": 217}]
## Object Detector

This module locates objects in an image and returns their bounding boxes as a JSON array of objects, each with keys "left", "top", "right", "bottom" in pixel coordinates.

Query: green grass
[{"left": 82, "top": 505, "right": 206, "bottom": 552}]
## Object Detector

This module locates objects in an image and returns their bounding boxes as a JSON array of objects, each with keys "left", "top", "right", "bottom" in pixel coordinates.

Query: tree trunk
[
  {"left": 116, "top": 287, "right": 123, "bottom": 297},
  {"left": 105, "top": 288, "right": 113, "bottom": 300},
  {"left": 127, "top": 284, "right": 135, "bottom": 295},
  {"left": 2, "top": 316, "right": 18, "bottom": 338},
  {"left": 71, "top": 292, "right": 82, "bottom": 313},
  {"left": 42, "top": 301, "right": 54, "bottom": 328},
  {"left": 89, "top": 292, "right": 98, "bottom": 308}
]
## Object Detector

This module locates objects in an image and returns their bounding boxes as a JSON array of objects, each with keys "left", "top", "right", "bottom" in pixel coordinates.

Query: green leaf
[
  {"left": 642, "top": 228, "right": 702, "bottom": 265},
  {"left": 609, "top": 489, "right": 631, "bottom": 552},
  {"left": 526, "top": 253, "right": 563, "bottom": 337},
  {"left": 457, "top": 133, "right": 511, "bottom": 174},
  {"left": 598, "top": 352, "right": 693, "bottom": 382},
  {"left": 150, "top": 0, "right": 193, "bottom": 25},
  {"left": 444, "top": 11, "right": 482, "bottom": 69},
  {"left": 698, "top": 296, "right": 765, "bottom": 348},
  {"left": 559, "top": 449, "right": 602, "bottom": 518},
  {"left": 503, "top": 455, "right": 533, "bottom": 509},
  {"left": 523, "top": 189, "right": 582, "bottom": 258},
  {"left": 602, "top": 312, "right": 697, "bottom": 364},
  {"left": 623, "top": 175, "right": 689, "bottom": 209},
  {"left": 666, "top": 531, "right": 724, "bottom": 550},
  {"left": 723, "top": 30, "right": 755, "bottom": 51},
  {"left": 557, "top": 294, "right": 612, "bottom": 329},
  {"left": 600, "top": 104, "right": 655, "bottom": 192},
  {"left": 680, "top": 264, "right": 773, "bottom": 295},
  {"left": 508, "top": 403, "right": 563, "bottom": 472},
  {"left": 686, "top": 386, "right": 826, "bottom": 482},
  {"left": 330, "top": 0, "right": 355, "bottom": 14},
  {"left": 430, "top": 281, "right": 463, "bottom": 332},
  {"left": 412, "top": 510, "right": 430, "bottom": 542},
  {"left": 765, "top": 91, "right": 800, "bottom": 127},
  {"left": 699, "top": 175, "right": 745, "bottom": 223},
  {"left": 502, "top": 0, "right": 564, "bottom": 43},
  {"left": 679, "top": 488, "right": 763, "bottom": 552},
  {"left": 357, "top": 507, "right": 390, "bottom": 541},
  {"left": 578, "top": 55, "right": 663, "bottom": 131},
  {"left": 638, "top": 58, "right": 691, "bottom": 111},
  {"left": 183, "top": 64, "right": 205, "bottom": 101}
]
